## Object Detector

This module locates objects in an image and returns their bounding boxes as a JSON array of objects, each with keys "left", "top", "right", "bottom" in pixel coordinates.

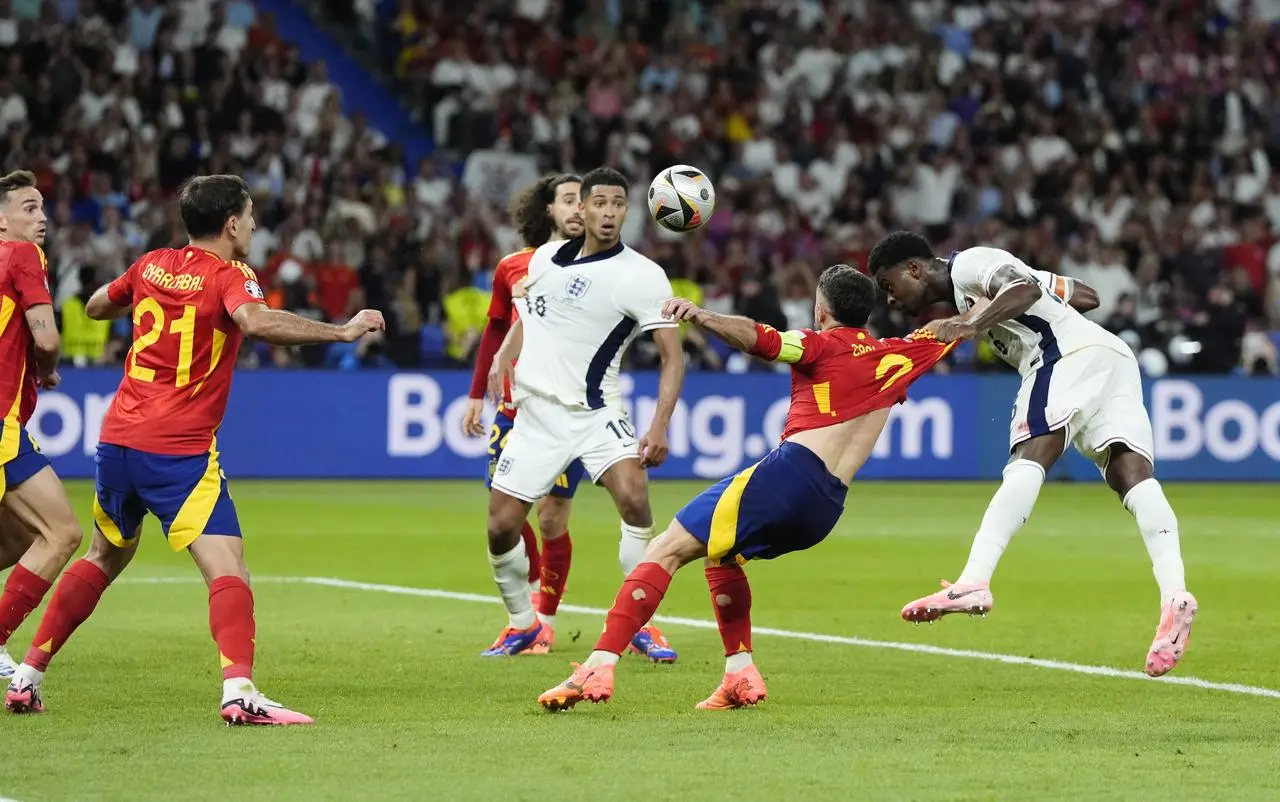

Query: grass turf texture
[{"left": 1, "top": 479, "right": 1277, "bottom": 801}]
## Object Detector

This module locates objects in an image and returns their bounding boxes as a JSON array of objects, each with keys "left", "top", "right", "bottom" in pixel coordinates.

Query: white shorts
[
  {"left": 1009, "top": 346, "right": 1155, "bottom": 469},
  {"left": 490, "top": 395, "right": 639, "bottom": 502}
]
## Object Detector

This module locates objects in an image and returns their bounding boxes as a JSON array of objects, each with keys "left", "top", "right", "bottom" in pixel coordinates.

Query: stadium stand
[{"left": 3, "top": 0, "right": 1279, "bottom": 375}]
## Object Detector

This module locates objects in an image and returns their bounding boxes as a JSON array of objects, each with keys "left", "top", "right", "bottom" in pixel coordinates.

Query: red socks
[
  {"left": 24, "top": 559, "right": 110, "bottom": 671},
  {"left": 594, "top": 562, "right": 671, "bottom": 655},
  {"left": 0, "top": 564, "right": 52, "bottom": 646},
  {"left": 707, "top": 563, "right": 752, "bottom": 655},
  {"left": 520, "top": 521, "right": 540, "bottom": 585},
  {"left": 536, "top": 532, "right": 572, "bottom": 616},
  {"left": 209, "top": 576, "right": 255, "bottom": 681}
]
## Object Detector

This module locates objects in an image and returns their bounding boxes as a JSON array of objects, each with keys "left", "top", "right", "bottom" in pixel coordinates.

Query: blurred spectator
[
  {"left": 441, "top": 268, "right": 487, "bottom": 365},
  {"left": 60, "top": 270, "right": 111, "bottom": 366},
  {"left": 10, "top": 0, "right": 1280, "bottom": 376}
]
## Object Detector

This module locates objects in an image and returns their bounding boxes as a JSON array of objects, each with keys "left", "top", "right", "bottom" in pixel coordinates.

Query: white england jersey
[
  {"left": 513, "top": 238, "right": 675, "bottom": 410},
  {"left": 950, "top": 246, "right": 1132, "bottom": 377}
]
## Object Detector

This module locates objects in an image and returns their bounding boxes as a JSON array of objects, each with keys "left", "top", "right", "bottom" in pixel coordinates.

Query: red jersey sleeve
[
  {"left": 486, "top": 262, "right": 515, "bottom": 323},
  {"left": 749, "top": 325, "right": 833, "bottom": 366},
  {"left": 107, "top": 260, "right": 139, "bottom": 307},
  {"left": 10, "top": 243, "right": 51, "bottom": 311},
  {"left": 221, "top": 261, "right": 267, "bottom": 316}
]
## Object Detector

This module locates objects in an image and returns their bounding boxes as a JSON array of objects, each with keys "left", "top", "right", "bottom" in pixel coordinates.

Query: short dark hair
[
  {"left": 179, "top": 174, "right": 250, "bottom": 240},
  {"left": 817, "top": 264, "right": 877, "bottom": 327},
  {"left": 868, "top": 230, "right": 934, "bottom": 276},
  {"left": 580, "top": 167, "right": 629, "bottom": 198},
  {"left": 509, "top": 173, "right": 582, "bottom": 247},
  {"left": 0, "top": 170, "right": 37, "bottom": 205}
]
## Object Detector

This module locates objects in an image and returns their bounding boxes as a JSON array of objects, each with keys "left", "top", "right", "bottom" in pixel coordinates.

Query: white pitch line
[{"left": 120, "top": 575, "right": 1280, "bottom": 700}]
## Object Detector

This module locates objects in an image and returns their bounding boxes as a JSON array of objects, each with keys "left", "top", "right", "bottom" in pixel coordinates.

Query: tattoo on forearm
[{"left": 30, "top": 320, "right": 46, "bottom": 330}]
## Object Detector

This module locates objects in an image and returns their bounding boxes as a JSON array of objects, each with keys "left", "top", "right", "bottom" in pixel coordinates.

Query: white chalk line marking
[{"left": 120, "top": 575, "right": 1280, "bottom": 700}]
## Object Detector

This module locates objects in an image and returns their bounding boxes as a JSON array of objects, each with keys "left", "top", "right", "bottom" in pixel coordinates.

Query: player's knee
[
  {"left": 1105, "top": 446, "right": 1154, "bottom": 497},
  {"left": 610, "top": 475, "right": 651, "bottom": 526},
  {"left": 646, "top": 524, "right": 704, "bottom": 571},
  {"left": 40, "top": 509, "right": 83, "bottom": 558},
  {"left": 535, "top": 498, "right": 571, "bottom": 538},
  {"left": 486, "top": 507, "right": 526, "bottom": 553},
  {"left": 616, "top": 491, "right": 650, "bottom": 527}
]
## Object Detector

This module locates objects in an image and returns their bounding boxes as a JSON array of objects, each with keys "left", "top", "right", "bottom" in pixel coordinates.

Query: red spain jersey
[
  {"left": 485, "top": 247, "right": 534, "bottom": 411},
  {"left": 753, "top": 325, "right": 956, "bottom": 440},
  {"left": 98, "top": 248, "right": 266, "bottom": 455},
  {"left": 0, "top": 241, "right": 52, "bottom": 425}
]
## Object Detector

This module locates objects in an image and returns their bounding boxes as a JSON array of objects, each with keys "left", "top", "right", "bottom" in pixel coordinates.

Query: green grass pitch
[{"left": 1, "top": 479, "right": 1278, "bottom": 801}]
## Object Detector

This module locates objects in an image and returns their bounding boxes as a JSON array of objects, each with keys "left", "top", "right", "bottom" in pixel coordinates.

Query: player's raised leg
[
  {"left": 696, "top": 561, "right": 766, "bottom": 710},
  {"left": 596, "top": 457, "right": 677, "bottom": 663},
  {"left": 0, "top": 462, "right": 83, "bottom": 684},
  {"left": 538, "top": 523, "right": 705, "bottom": 711},
  {"left": 1104, "top": 445, "right": 1195, "bottom": 676},
  {"left": 5, "top": 522, "right": 138, "bottom": 714},
  {"left": 901, "top": 428, "right": 1064, "bottom": 623}
]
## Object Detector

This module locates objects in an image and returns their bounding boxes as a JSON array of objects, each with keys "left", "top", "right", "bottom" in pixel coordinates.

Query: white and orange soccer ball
[{"left": 647, "top": 165, "right": 716, "bottom": 232}]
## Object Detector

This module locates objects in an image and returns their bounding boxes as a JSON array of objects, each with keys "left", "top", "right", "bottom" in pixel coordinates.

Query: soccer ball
[{"left": 647, "top": 165, "right": 716, "bottom": 232}]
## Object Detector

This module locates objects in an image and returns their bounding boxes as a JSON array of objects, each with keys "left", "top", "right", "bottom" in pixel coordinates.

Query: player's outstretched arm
[
  {"left": 662, "top": 298, "right": 808, "bottom": 363},
  {"left": 232, "top": 304, "right": 385, "bottom": 346},
  {"left": 662, "top": 299, "right": 760, "bottom": 352},
  {"left": 85, "top": 284, "right": 132, "bottom": 321}
]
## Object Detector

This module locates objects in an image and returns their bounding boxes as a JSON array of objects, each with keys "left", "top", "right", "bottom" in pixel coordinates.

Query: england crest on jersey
[{"left": 566, "top": 274, "right": 591, "bottom": 299}]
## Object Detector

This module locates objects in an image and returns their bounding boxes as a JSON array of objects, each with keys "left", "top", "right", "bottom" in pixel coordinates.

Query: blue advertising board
[{"left": 28, "top": 370, "right": 1280, "bottom": 482}]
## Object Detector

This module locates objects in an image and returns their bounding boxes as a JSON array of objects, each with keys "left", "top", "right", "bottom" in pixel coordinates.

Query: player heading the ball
[{"left": 872, "top": 231, "right": 1196, "bottom": 678}]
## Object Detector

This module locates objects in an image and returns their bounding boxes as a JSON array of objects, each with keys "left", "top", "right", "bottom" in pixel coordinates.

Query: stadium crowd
[{"left": 3, "top": 0, "right": 1280, "bottom": 375}]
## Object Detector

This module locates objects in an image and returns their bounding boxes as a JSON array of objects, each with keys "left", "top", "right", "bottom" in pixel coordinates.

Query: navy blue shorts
[
  {"left": 0, "top": 421, "right": 50, "bottom": 500},
  {"left": 93, "top": 442, "right": 241, "bottom": 551},
  {"left": 486, "top": 408, "right": 583, "bottom": 499},
  {"left": 676, "top": 441, "right": 848, "bottom": 564}
]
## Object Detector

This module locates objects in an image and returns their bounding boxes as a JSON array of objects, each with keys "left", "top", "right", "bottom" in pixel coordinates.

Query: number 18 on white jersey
[{"left": 513, "top": 238, "right": 676, "bottom": 411}]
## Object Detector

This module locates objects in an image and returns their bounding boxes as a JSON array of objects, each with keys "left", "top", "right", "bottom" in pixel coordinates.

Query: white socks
[
  {"left": 725, "top": 651, "right": 753, "bottom": 673},
  {"left": 222, "top": 677, "right": 255, "bottom": 703},
  {"left": 618, "top": 522, "right": 655, "bottom": 575},
  {"left": 1123, "top": 478, "right": 1186, "bottom": 604},
  {"left": 12, "top": 663, "right": 42, "bottom": 689},
  {"left": 489, "top": 541, "right": 536, "bottom": 629},
  {"left": 957, "top": 459, "right": 1045, "bottom": 585},
  {"left": 584, "top": 650, "right": 620, "bottom": 668}
]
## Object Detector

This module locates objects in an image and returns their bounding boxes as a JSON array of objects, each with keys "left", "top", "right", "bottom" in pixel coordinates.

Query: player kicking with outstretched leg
[
  {"left": 872, "top": 231, "right": 1196, "bottom": 677},
  {"left": 538, "top": 266, "right": 957, "bottom": 711},
  {"left": 462, "top": 174, "right": 588, "bottom": 656},
  {"left": 4, "top": 175, "right": 385, "bottom": 721},
  {"left": 482, "top": 167, "right": 684, "bottom": 662},
  {"left": 0, "top": 171, "right": 85, "bottom": 681}
]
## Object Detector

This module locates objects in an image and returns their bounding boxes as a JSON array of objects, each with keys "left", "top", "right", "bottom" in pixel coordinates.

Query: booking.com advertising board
[{"left": 27, "top": 370, "right": 1280, "bottom": 482}]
